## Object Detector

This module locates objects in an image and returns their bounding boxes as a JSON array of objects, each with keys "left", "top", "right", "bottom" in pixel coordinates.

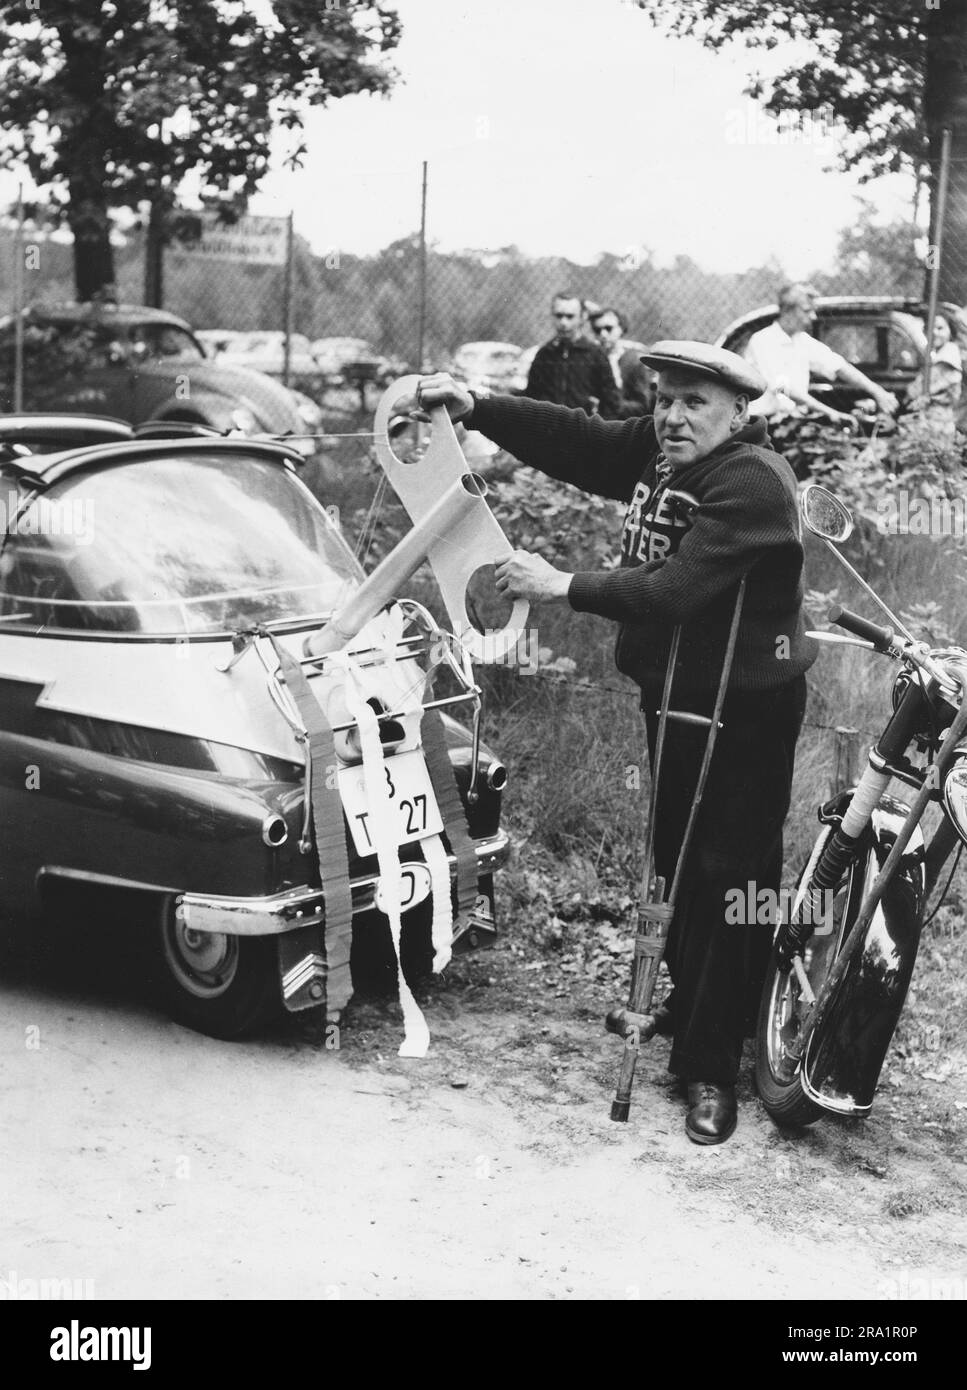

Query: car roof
[
  {"left": 312, "top": 336, "right": 374, "bottom": 351},
  {"left": 2, "top": 433, "right": 309, "bottom": 489},
  {"left": 0, "top": 412, "right": 134, "bottom": 440},
  {"left": 12, "top": 302, "right": 196, "bottom": 331},
  {"left": 455, "top": 341, "right": 523, "bottom": 354},
  {"left": 716, "top": 296, "right": 966, "bottom": 345}
]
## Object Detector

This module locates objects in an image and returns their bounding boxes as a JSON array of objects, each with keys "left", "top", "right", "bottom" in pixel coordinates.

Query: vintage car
[
  {"left": 716, "top": 296, "right": 967, "bottom": 415},
  {"left": 0, "top": 430, "right": 509, "bottom": 1039},
  {"left": 0, "top": 303, "right": 322, "bottom": 450},
  {"left": 204, "top": 330, "right": 328, "bottom": 401}
]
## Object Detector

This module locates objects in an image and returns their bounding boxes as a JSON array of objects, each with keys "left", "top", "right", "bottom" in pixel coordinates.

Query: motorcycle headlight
[
  {"left": 942, "top": 754, "right": 967, "bottom": 847},
  {"left": 230, "top": 405, "right": 258, "bottom": 432}
]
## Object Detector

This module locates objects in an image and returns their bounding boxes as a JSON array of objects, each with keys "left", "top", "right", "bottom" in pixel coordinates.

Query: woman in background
[{"left": 909, "top": 313, "right": 963, "bottom": 412}]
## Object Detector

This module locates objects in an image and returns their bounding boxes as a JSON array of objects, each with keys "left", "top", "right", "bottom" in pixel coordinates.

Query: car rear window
[{"left": 0, "top": 451, "right": 362, "bottom": 636}]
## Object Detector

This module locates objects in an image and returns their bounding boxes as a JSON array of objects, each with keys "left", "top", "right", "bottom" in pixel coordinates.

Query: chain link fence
[{"left": 2, "top": 157, "right": 965, "bottom": 446}]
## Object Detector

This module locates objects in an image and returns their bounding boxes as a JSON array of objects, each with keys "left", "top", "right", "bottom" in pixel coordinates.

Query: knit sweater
[{"left": 468, "top": 394, "right": 817, "bottom": 695}]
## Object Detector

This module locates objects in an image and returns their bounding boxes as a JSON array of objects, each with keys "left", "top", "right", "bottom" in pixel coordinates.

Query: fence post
[
  {"left": 922, "top": 125, "right": 953, "bottom": 401},
  {"left": 830, "top": 727, "right": 860, "bottom": 797},
  {"left": 416, "top": 160, "right": 428, "bottom": 373},
  {"left": 282, "top": 210, "right": 294, "bottom": 390},
  {"left": 13, "top": 180, "right": 24, "bottom": 412}
]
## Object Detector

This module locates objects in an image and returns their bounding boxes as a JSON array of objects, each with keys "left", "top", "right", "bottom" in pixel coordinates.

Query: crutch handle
[
  {"left": 605, "top": 1007, "right": 657, "bottom": 1040},
  {"left": 655, "top": 710, "right": 723, "bottom": 729}
]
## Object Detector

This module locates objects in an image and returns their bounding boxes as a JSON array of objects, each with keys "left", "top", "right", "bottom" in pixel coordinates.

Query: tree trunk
[
  {"left": 67, "top": 185, "right": 117, "bottom": 303},
  {"left": 143, "top": 197, "right": 165, "bottom": 309},
  {"left": 924, "top": 0, "right": 967, "bottom": 304},
  {"left": 57, "top": 8, "right": 117, "bottom": 303}
]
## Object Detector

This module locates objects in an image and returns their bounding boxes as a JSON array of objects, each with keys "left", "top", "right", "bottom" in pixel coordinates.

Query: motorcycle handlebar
[{"left": 828, "top": 605, "right": 895, "bottom": 652}]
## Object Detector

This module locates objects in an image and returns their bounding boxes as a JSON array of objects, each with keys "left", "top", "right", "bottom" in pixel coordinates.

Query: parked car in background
[
  {"left": 0, "top": 429, "right": 510, "bottom": 1038},
  {"left": 716, "top": 296, "right": 967, "bottom": 415},
  {"left": 311, "top": 337, "right": 402, "bottom": 386},
  {"left": 203, "top": 329, "right": 327, "bottom": 401},
  {"left": 0, "top": 304, "right": 320, "bottom": 452},
  {"left": 451, "top": 341, "right": 525, "bottom": 395},
  {"left": 195, "top": 328, "right": 246, "bottom": 358}
]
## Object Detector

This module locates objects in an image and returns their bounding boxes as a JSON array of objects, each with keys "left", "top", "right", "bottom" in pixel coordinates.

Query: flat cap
[{"left": 640, "top": 340, "right": 765, "bottom": 397}]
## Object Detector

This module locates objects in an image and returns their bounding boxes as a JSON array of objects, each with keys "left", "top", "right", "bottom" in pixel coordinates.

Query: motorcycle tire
[{"left": 754, "top": 848, "right": 862, "bottom": 1127}]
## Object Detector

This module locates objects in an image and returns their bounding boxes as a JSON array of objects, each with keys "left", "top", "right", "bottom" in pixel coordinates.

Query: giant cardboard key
[{"left": 306, "top": 374, "right": 529, "bottom": 661}]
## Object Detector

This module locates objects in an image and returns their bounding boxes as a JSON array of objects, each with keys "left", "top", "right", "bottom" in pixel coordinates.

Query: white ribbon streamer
[
  {"left": 420, "top": 831, "right": 454, "bottom": 975},
  {"left": 319, "top": 607, "right": 458, "bottom": 1056}
]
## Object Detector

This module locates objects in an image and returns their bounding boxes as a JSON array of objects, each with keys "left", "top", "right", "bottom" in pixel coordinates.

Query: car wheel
[{"left": 148, "top": 897, "right": 280, "bottom": 1039}]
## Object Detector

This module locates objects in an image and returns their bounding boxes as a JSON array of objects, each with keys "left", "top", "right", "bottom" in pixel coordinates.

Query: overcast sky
[
  {"left": 248, "top": 0, "right": 915, "bottom": 276},
  {"left": 1, "top": 0, "right": 916, "bottom": 278}
]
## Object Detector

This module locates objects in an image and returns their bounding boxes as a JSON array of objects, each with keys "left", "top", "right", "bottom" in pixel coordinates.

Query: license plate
[{"left": 338, "top": 751, "right": 444, "bottom": 856}]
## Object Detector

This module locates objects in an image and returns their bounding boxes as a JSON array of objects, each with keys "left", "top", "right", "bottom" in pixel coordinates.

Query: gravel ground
[{"left": 2, "top": 912, "right": 965, "bottom": 1302}]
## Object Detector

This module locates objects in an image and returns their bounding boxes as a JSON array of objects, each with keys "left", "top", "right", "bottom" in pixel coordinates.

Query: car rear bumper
[{"left": 177, "top": 830, "right": 511, "bottom": 936}]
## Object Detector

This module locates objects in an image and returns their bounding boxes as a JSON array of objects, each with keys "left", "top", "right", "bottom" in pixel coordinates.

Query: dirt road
[{"left": 2, "top": 921, "right": 965, "bottom": 1302}]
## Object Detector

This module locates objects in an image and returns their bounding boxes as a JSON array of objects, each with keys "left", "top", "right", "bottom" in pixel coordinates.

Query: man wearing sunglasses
[
  {"left": 590, "top": 307, "right": 654, "bottom": 418},
  {"left": 524, "top": 291, "right": 621, "bottom": 417}
]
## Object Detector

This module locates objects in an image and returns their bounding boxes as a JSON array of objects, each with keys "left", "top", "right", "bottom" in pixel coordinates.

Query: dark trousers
[{"left": 643, "top": 675, "right": 807, "bottom": 1083}]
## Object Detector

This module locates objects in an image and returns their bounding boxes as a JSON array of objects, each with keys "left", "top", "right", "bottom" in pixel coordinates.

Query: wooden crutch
[{"left": 606, "top": 573, "right": 747, "bottom": 1121}]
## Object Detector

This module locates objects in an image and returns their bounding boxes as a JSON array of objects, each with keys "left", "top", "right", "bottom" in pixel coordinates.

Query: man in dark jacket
[
  {"left": 412, "top": 342, "right": 816, "bottom": 1144},
  {"left": 524, "top": 291, "right": 621, "bottom": 417}
]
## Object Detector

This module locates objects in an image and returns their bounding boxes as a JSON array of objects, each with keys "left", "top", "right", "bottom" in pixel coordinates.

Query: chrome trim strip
[
  {"left": 42, "top": 831, "right": 511, "bottom": 937},
  {"left": 39, "top": 865, "right": 179, "bottom": 895}
]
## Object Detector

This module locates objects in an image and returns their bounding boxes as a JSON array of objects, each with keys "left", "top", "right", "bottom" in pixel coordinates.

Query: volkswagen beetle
[{"left": 0, "top": 430, "right": 509, "bottom": 1038}]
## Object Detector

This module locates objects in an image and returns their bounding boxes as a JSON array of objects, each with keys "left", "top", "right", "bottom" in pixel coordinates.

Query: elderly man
[
  {"left": 746, "top": 283, "right": 898, "bottom": 424},
  {"left": 413, "top": 343, "right": 816, "bottom": 1143}
]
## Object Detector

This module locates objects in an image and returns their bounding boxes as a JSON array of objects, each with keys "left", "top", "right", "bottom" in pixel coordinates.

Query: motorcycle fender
[{"left": 802, "top": 796, "right": 926, "bottom": 1116}]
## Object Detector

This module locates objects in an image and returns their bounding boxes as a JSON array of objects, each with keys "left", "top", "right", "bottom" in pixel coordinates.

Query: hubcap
[{"left": 162, "top": 916, "right": 239, "bottom": 999}]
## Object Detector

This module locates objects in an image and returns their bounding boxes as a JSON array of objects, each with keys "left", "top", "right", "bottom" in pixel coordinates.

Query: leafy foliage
[
  {"left": 633, "top": 1, "right": 967, "bottom": 303},
  {"left": 0, "top": 0, "right": 401, "bottom": 297},
  {"left": 632, "top": 1, "right": 929, "bottom": 180}
]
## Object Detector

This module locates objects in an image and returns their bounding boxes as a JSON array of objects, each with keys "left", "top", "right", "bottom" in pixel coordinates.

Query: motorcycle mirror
[{"left": 801, "top": 484, "right": 854, "bottom": 543}]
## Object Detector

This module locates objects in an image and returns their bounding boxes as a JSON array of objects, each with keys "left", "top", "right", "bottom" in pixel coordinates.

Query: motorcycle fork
[{"left": 779, "top": 835, "right": 867, "bottom": 1072}]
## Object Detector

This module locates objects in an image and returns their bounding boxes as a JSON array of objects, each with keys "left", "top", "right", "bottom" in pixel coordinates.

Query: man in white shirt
[{"left": 745, "top": 283, "right": 899, "bottom": 423}]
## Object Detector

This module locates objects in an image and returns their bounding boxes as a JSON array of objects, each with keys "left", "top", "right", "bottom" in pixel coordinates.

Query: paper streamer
[
  {"left": 420, "top": 830, "right": 454, "bottom": 975},
  {"left": 335, "top": 652, "right": 432, "bottom": 1058}
]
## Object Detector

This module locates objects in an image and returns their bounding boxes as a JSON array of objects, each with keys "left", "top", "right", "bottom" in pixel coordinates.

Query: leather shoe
[{"left": 685, "top": 1082, "right": 737, "bottom": 1145}]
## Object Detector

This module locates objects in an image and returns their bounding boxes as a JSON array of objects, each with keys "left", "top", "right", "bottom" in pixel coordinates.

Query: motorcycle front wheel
[{"left": 754, "top": 849, "right": 860, "bottom": 1126}]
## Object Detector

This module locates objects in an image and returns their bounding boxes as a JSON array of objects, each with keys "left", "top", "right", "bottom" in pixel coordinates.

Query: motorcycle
[{"left": 755, "top": 482, "right": 967, "bottom": 1126}]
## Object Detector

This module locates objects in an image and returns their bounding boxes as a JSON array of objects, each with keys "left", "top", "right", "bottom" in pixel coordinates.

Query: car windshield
[{"left": 0, "top": 451, "right": 362, "bottom": 636}]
